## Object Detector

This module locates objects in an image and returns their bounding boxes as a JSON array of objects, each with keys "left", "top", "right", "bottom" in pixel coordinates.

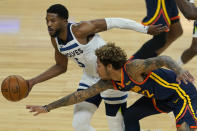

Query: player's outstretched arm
[
  {"left": 26, "top": 80, "right": 113, "bottom": 116},
  {"left": 174, "top": 0, "right": 197, "bottom": 20},
  {"left": 126, "top": 55, "right": 195, "bottom": 84},
  {"left": 74, "top": 18, "right": 168, "bottom": 38}
]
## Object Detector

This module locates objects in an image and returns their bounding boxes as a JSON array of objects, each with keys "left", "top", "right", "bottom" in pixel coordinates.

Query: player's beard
[{"left": 50, "top": 29, "right": 61, "bottom": 37}]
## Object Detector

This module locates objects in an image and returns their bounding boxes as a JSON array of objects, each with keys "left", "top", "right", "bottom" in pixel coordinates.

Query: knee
[
  {"left": 176, "top": 26, "right": 183, "bottom": 37},
  {"left": 106, "top": 114, "right": 124, "bottom": 131},
  {"left": 72, "top": 116, "right": 88, "bottom": 131},
  {"left": 172, "top": 22, "right": 183, "bottom": 37},
  {"left": 168, "top": 23, "right": 183, "bottom": 39},
  {"left": 72, "top": 111, "right": 92, "bottom": 131},
  {"left": 177, "top": 122, "right": 190, "bottom": 131}
]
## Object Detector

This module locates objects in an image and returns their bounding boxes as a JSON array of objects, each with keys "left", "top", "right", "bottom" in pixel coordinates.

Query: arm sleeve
[
  {"left": 188, "top": 0, "right": 195, "bottom": 3},
  {"left": 105, "top": 18, "right": 149, "bottom": 34}
]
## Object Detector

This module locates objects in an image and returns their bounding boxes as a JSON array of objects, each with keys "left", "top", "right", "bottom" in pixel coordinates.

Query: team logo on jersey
[
  {"left": 131, "top": 86, "right": 141, "bottom": 93},
  {"left": 66, "top": 48, "right": 83, "bottom": 57}
]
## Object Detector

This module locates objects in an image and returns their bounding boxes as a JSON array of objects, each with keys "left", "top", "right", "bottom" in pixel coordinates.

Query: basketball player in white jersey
[{"left": 27, "top": 4, "right": 168, "bottom": 131}]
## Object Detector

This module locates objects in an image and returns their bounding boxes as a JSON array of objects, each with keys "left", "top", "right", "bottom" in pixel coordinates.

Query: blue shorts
[
  {"left": 77, "top": 88, "right": 102, "bottom": 107},
  {"left": 125, "top": 82, "right": 197, "bottom": 128},
  {"left": 154, "top": 82, "right": 197, "bottom": 128},
  {"left": 142, "top": 0, "right": 180, "bottom": 27}
]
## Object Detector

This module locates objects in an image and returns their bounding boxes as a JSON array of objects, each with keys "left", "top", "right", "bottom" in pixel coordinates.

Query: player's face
[
  {"left": 97, "top": 59, "right": 111, "bottom": 80},
  {"left": 46, "top": 13, "right": 65, "bottom": 37}
]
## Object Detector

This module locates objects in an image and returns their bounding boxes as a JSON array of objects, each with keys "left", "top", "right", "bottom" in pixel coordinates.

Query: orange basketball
[{"left": 1, "top": 75, "right": 29, "bottom": 102}]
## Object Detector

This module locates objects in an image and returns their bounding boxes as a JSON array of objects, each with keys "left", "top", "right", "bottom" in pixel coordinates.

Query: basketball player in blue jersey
[
  {"left": 26, "top": 4, "right": 167, "bottom": 131},
  {"left": 27, "top": 43, "right": 197, "bottom": 131},
  {"left": 133, "top": 0, "right": 183, "bottom": 59}
]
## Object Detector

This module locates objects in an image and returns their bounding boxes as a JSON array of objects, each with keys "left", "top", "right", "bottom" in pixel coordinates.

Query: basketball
[{"left": 1, "top": 75, "right": 29, "bottom": 102}]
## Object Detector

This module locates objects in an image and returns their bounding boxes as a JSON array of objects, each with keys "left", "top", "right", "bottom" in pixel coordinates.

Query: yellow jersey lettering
[{"left": 141, "top": 90, "right": 154, "bottom": 98}]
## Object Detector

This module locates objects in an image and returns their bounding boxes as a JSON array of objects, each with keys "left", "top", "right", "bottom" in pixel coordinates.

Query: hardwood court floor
[{"left": 0, "top": 0, "right": 196, "bottom": 131}]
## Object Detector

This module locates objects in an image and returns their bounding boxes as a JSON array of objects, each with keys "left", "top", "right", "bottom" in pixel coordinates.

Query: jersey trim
[
  {"left": 59, "top": 43, "right": 79, "bottom": 52},
  {"left": 102, "top": 94, "right": 128, "bottom": 101},
  {"left": 152, "top": 98, "right": 167, "bottom": 113},
  {"left": 123, "top": 56, "right": 152, "bottom": 85},
  {"left": 112, "top": 80, "right": 118, "bottom": 90},
  {"left": 79, "top": 83, "right": 90, "bottom": 88},
  {"left": 143, "top": 0, "right": 161, "bottom": 25},
  {"left": 142, "top": 0, "right": 171, "bottom": 27}
]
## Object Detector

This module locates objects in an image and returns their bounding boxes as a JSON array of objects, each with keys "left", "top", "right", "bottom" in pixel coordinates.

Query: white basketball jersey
[
  {"left": 55, "top": 23, "right": 105, "bottom": 77},
  {"left": 55, "top": 23, "right": 128, "bottom": 104}
]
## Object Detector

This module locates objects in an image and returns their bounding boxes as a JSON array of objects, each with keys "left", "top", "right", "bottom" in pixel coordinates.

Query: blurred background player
[
  {"left": 174, "top": 0, "right": 197, "bottom": 20},
  {"left": 177, "top": 0, "right": 197, "bottom": 65},
  {"left": 27, "top": 4, "right": 167, "bottom": 131},
  {"left": 133, "top": 0, "right": 183, "bottom": 59}
]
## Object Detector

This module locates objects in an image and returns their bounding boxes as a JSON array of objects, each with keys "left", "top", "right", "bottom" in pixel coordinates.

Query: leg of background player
[
  {"left": 133, "top": 21, "right": 183, "bottom": 59},
  {"left": 178, "top": 37, "right": 197, "bottom": 65},
  {"left": 156, "top": 21, "right": 183, "bottom": 54}
]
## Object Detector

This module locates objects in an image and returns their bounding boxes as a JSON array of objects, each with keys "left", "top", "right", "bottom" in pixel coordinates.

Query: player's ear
[
  {"left": 107, "top": 64, "right": 113, "bottom": 71},
  {"left": 64, "top": 19, "right": 68, "bottom": 23}
]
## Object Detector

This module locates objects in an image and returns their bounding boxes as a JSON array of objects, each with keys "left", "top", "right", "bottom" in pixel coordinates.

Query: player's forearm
[
  {"left": 158, "top": 56, "right": 182, "bottom": 74},
  {"left": 45, "top": 91, "right": 87, "bottom": 111},
  {"left": 45, "top": 80, "right": 112, "bottom": 112},
  {"left": 105, "top": 18, "right": 148, "bottom": 33},
  {"left": 29, "top": 64, "right": 67, "bottom": 86}
]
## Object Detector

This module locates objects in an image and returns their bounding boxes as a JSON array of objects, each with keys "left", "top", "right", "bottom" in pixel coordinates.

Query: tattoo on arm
[
  {"left": 46, "top": 80, "right": 113, "bottom": 111},
  {"left": 143, "top": 56, "right": 182, "bottom": 73},
  {"left": 126, "top": 56, "right": 182, "bottom": 75}
]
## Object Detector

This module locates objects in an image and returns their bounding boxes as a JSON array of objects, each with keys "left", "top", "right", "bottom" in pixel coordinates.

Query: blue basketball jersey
[
  {"left": 55, "top": 23, "right": 106, "bottom": 77},
  {"left": 112, "top": 59, "right": 197, "bottom": 100}
]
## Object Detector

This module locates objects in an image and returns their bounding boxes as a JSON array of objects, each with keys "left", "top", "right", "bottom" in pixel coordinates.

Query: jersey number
[{"left": 74, "top": 58, "right": 85, "bottom": 68}]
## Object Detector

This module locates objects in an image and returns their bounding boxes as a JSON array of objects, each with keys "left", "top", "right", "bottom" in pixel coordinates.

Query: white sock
[{"left": 106, "top": 111, "right": 124, "bottom": 131}]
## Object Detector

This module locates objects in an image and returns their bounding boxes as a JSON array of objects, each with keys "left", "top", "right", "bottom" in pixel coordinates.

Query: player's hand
[
  {"left": 176, "top": 69, "right": 195, "bottom": 85},
  {"left": 26, "top": 105, "right": 48, "bottom": 116},
  {"left": 147, "top": 24, "right": 169, "bottom": 35}
]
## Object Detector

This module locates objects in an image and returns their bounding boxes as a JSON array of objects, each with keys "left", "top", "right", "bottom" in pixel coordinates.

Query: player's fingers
[
  {"left": 33, "top": 112, "right": 40, "bottom": 116},
  {"left": 26, "top": 105, "right": 33, "bottom": 109},
  {"left": 29, "top": 107, "right": 37, "bottom": 112},
  {"left": 186, "top": 71, "right": 195, "bottom": 82},
  {"left": 159, "top": 26, "right": 168, "bottom": 31},
  {"left": 176, "top": 78, "right": 181, "bottom": 85},
  {"left": 184, "top": 74, "right": 193, "bottom": 83},
  {"left": 154, "top": 24, "right": 163, "bottom": 27},
  {"left": 182, "top": 77, "right": 188, "bottom": 84},
  {"left": 26, "top": 105, "right": 38, "bottom": 109}
]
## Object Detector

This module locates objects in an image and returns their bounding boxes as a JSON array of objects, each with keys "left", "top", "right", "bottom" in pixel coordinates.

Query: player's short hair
[
  {"left": 47, "top": 4, "right": 69, "bottom": 19},
  {"left": 95, "top": 43, "right": 127, "bottom": 70}
]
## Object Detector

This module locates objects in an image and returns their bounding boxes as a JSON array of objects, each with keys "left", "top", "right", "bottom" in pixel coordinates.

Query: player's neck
[
  {"left": 110, "top": 69, "right": 122, "bottom": 81},
  {"left": 58, "top": 25, "right": 68, "bottom": 41}
]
